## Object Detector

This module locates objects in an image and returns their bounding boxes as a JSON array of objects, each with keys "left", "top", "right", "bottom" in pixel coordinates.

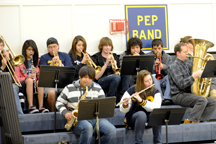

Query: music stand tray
[
  {"left": 201, "top": 60, "right": 216, "bottom": 78},
  {"left": 78, "top": 97, "right": 116, "bottom": 144},
  {"left": 147, "top": 107, "right": 186, "bottom": 144},
  {"left": 121, "top": 55, "right": 155, "bottom": 75},
  {"left": 38, "top": 66, "right": 75, "bottom": 88},
  {"left": 78, "top": 97, "right": 116, "bottom": 121}
]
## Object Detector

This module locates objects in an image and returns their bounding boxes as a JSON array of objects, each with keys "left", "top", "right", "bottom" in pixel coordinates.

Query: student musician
[
  {"left": 92, "top": 37, "right": 121, "bottom": 97},
  {"left": 39, "top": 37, "right": 73, "bottom": 111},
  {"left": 68, "top": 35, "right": 90, "bottom": 80},
  {"left": 0, "top": 38, "right": 23, "bottom": 114},
  {"left": 146, "top": 39, "right": 173, "bottom": 105},
  {"left": 15, "top": 39, "right": 49, "bottom": 113},
  {"left": 56, "top": 65, "right": 116, "bottom": 144},
  {"left": 119, "top": 37, "right": 145, "bottom": 94},
  {"left": 168, "top": 42, "right": 216, "bottom": 124},
  {"left": 119, "top": 70, "right": 162, "bottom": 144}
]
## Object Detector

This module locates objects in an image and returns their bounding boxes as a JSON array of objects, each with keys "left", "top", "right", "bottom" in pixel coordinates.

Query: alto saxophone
[{"left": 65, "top": 84, "right": 88, "bottom": 131}]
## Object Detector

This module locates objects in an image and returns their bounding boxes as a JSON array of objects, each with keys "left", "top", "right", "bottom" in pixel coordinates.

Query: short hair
[
  {"left": 180, "top": 36, "right": 192, "bottom": 43},
  {"left": 174, "top": 42, "right": 187, "bottom": 54},
  {"left": 68, "top": 35, "right": 87, "bottom": 60},
  {"left": 0, "top": 38, "right": 4, "bottom": 46},
  {"left": 98, "top": 37, "right": 113, "bottom": 52},
  {"left": 151, "top": 39, "right": 163, "bottom": 48},
  {"left": 126, "top": 37, "right": 143, "bottom": 54},
  {"left": 79, "top": 65, "right": 95, "bottom": 80}
]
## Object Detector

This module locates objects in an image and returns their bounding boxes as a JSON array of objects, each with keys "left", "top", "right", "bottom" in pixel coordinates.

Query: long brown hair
[
  {"left": 68, "top": 35, "right": 87, "bottom": 60},
  {"left": 135, "top": 70, "right": 154, "bottom": 99}
]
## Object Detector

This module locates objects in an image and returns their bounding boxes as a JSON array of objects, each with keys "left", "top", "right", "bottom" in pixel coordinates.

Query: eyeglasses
[
  {"left": 26, "top": 49, "right": 34, "bottom": 52},
  {"left": 48, "top": 45, "right": 58, "bottom": 49}
]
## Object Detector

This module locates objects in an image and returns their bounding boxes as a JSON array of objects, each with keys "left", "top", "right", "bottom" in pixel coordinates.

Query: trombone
[
  {"left": 0, "top": 35, "right": 25, "bottom": 87},
  {"left": 80, "top": 50, "right": 101, "bottom": 73}
]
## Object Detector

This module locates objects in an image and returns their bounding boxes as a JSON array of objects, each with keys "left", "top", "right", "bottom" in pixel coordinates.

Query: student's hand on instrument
[
  {"left": 133, "top": 52, "right": 140, "bottom": 56},
  {"left": 155, "top": 59, "right": 159, "bottom": 66},
  {"left": 122, "top": 97, "right": 130, "bottom": 106},
  {"left": 81, "top": 53, "right": 89, "bottom": 64},
  {"left": 28, "top": 74, "right": 35, "bottom": 79},
  {"left": 3, "top": 50, "right": 10, "bottom": 60},
  {"left": 32, "top": 67, "right": 38, "bottom": 74},
  {"left": 132, "top": 92, "right": 142, "bottom": 103},
  {"left": 65, "top": 112, "right": 73, "bottom": 121}
]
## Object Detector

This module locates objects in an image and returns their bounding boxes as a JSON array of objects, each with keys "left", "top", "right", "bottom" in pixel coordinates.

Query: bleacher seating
[
  {"left": 2, "top": 52, "right": 216, "bottom": 144},
  {"left": 17, "top": 107, "right": 216, "bottom": 144}
]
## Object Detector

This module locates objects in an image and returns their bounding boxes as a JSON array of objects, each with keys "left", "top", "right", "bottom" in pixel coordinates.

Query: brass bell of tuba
[{"left": 189, "top": 39, "right": 214, "bottom": 97}]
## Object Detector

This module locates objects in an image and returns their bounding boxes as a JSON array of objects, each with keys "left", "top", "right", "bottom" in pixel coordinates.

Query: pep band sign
[{"left": 125, "top": 5, "right": 169, "bottom": 50}]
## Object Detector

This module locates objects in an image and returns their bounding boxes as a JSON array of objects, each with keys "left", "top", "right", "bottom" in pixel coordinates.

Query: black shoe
[
  {"left": 162, "top": 99, "right": 173, "bottom": 105},
  {"left": 28, "top": 106, "right": 39, "bottom": 114},
  {"left": 39, "top": 107, "right": 49, "bottom": 113}
]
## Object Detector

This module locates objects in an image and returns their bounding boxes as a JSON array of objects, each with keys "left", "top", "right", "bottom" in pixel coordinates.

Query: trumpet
[
  {"left": 116, "top": 84, "right": 155, "bottom": 106},
  {"left": 155, "top": 53, "right": 163, "bottom": 79},
  {"left": 109, "top": 51, "right": 121, "bottom": 75},
  {"left": 80, "top": 50, "right": 101, "bottom": 73},
  {"left": 53, "top": 51, "right": 62, "bottom": 66}
]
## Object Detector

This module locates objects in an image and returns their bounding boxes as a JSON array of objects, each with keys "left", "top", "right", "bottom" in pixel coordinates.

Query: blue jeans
[
  {"left": 131, "top": 111, "right": 161, "bottom": 144},
  {"left": 72, "top": 119, "right": 116, "bottom": 144},
  {"left": 13, "top": 84, "right": 24, "bottom": 114},
  {"left": 97, "top": 74, "right": 121, "bottom": 97},
  {"left": 152, "top": 74, "right": 171, "bottom": 100}
]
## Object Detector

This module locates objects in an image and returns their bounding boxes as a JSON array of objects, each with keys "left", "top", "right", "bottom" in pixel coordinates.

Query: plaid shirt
[{"left": 168, "top": 58, "right": 195, "bottom": 96}]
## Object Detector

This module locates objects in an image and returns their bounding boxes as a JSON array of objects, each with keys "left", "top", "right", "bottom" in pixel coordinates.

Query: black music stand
[
  {"left": 78, "top": 97, "right": 116, "bottom": 144},
  {"left": 38, "top": 65, "right": 75, "bottom": 132},
  {"left": 147, "top": 107, "right": 186, "bottom": 144},
  {"left": 121, "top": 55, "right": 155, "bottom": 75},
  {"left": 201, "top": 60, "right": 216, "bottom": 78}
]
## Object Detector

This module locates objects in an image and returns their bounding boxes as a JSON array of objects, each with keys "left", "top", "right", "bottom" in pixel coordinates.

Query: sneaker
[
  {"left": 39, "top": 107, "right": 49, "bottom": 113},
  {"left": 28, "top": 106, "right": 39, "bottom": 114}
]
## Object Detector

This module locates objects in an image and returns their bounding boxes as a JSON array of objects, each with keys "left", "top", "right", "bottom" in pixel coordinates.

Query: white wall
[{"left": 0, "top": 0, "right": 216, "bottom": 56}]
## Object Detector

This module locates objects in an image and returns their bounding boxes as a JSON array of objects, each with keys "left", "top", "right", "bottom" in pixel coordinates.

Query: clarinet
[{"left": 30, "top": 55, "right": 37, "bottom": 94}]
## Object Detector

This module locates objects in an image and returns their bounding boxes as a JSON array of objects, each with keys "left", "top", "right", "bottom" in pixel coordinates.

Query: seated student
[
  {"left": 56, "top": 65, "right": 116, "bottom": 144},
  {"left": 169, "top": 42, "right": 216, "bottom": 123},
  {"left": 92, "top": 37, "right": 121, "bottom": 97},
  {"left": 39, "top": 37, "right": 73, "bottom": 111},
  {"left": 0, "top": 38, "right": 23, "bottom": 114},
  {"left": 15, "top": 40, "right": 49, "bottom": 113},
  {"left": 146, "top": 39, "right": 173, "bottom": 105},
  {"left": 119, "top": 70, "right": 162, "bottom": 144},
  {"left": 68, "top": 35, "right": 90, "bottom": 80},
  {"left": 119, "top": 37, "right": 145, "bottom": 88}
]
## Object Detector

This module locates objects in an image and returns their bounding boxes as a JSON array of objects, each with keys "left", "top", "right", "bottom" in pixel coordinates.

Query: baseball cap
[{"left": 47, "top": 37, "right": 58, "bottom": 47}]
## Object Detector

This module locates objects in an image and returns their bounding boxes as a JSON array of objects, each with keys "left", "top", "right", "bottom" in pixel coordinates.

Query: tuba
[
  {"left": 65, "top": 84, "right": 88, "bottom": 131},
  {"left": 189, "top": 39, "right": 214, "bottom": 97}
]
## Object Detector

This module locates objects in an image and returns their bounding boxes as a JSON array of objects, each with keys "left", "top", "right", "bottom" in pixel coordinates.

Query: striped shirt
[
  {"left": 56, "top": 80, "right": 105, "bottom": 116},
  {"left": 168, "top": 58, "right": 194, "bottom": 96}
]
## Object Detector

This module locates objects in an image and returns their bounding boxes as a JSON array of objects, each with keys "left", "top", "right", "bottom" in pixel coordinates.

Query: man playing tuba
[
  {"left": 56, "top": 65, "right": 116, "bottom": 144},
  {"left": 168, "top": 42, "right": 216, "bottom": 124}
]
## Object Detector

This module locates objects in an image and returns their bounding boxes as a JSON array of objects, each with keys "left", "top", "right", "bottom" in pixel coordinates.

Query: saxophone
[
  {"left": 189, "top": 39, "right": 214, "bottom": 97},
  {"left": 65, "top": 84, "right": 88, "bottom": 131}
]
